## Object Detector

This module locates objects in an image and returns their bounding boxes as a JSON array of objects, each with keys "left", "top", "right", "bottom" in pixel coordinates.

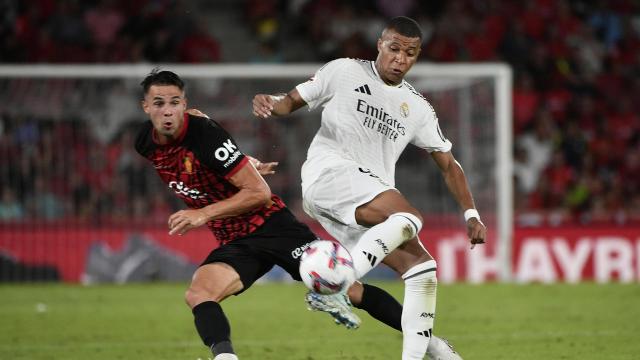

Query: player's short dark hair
[
  {"left": 385, "top": 16, "right": 422, "bottom": 40},
  {"left": 140, "top": 68, "right": 185, "bottom": 95}
]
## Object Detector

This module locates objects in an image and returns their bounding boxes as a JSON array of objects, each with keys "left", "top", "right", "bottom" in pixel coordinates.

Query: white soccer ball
[{"left": 299, "top": 240, "right": 356, "bottom": 295}]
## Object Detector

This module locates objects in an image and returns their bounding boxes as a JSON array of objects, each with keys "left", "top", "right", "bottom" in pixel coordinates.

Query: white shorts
[{"left": 302, "top": 160, "right": 396, "bottom": 251}]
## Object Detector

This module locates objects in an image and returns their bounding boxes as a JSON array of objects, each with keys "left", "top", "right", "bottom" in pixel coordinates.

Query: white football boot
[
  {"left": 305, "top": 291, "right": 361, "bottom": 329},
  {"left": 426, "top": 336, "right": 463, "bottom": 360}
]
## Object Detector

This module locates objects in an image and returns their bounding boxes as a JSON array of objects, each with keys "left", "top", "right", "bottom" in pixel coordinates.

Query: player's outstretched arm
[
  {"left": 431, "top": 151, "right": 486, "bottom": 248},
  {"left": 253, "top": 89, "right": 306, "bottom": 118},
  {"left": 168, "top": 162, "right": 272, "bottom": 236}
]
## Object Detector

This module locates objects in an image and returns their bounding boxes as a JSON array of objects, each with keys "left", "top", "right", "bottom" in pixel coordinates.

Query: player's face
[
  {"left": 142, "top": 85, "right": 187, "bottom": 143},
  {"left": 375, "top": 29, "right": 421, "bottom": 85}
]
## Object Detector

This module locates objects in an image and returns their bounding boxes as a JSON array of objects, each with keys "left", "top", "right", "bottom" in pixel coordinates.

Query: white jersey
[{"left": 296, "top": 58, "right": 452, "bottom": 192}]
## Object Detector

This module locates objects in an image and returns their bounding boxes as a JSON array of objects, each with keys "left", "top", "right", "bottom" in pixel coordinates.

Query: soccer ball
[{"left": 299, "top": 240, "right": 356, "bottom": 295}]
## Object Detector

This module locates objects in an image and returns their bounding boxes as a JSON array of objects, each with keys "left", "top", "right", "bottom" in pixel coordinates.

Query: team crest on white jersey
[{"left": 400, "top": 102, "right": 409, "bottom": 118}]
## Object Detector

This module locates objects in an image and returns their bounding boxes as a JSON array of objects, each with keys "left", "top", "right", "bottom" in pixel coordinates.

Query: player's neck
[
  {"left": 152, "top": 125, "right": 184, "bottom": 145},
  {"left": 155, "top": 133, "right": 174, "bottom": 145},
  {"left": 374, "top": 61, "right": 402, "bottom": 86},
  {"left": 151, "top": 113, "right": 188, "bottom": 145}
]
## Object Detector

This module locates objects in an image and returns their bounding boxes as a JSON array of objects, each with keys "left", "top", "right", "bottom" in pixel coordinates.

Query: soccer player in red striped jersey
[{"left": 136, "top": 70, "right": 410, "bottom": 360}]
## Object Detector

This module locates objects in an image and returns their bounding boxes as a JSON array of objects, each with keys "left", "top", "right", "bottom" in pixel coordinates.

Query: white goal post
[{"left": 0, "top": 63, "right": 513, "bottom": 281}]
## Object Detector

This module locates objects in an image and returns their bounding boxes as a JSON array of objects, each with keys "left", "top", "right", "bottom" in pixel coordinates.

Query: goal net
[{"left": 0, "top": 64, "right": 512, "bottom": 282}]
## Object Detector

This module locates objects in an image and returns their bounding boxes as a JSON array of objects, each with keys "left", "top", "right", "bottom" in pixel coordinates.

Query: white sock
[
  {"left": 401, "top": 260, "right": 437, "bottom": 360},
  {"left": 350, "top": 212, "right": 422, "bottom": 278}
]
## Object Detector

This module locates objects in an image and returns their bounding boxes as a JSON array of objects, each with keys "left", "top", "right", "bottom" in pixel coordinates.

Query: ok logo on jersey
[
  {"left": 215, "top": 139, "right": 243, "bottom": 168},
  {"left": 214, "top": 139, "right": 237, "bottom": 161}
]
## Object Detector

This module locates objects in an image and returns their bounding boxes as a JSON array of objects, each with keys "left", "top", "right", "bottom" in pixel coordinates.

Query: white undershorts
[{"left": 302, "top": 159, "right": 396, "bottom": 251}]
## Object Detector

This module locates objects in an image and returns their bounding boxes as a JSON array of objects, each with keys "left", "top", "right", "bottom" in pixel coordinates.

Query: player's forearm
[
  {"left": 442, "top": 161, "right": 476, "bottom": 212},
  {"left": 199, "top": 188, "right": 272, "bottom": 221},
  {"left": 269, "top": 93, "right": 296, "bottom": 116},
  {"left": 254, "top": 89, "right": 305, "bottom": 118}
]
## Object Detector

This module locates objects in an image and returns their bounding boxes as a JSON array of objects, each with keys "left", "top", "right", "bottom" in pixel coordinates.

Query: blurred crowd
[
  {"left": 1, "top": 0, "right": 639, "bottom": 226},
  {"left": 0, "top": 118, "right": 180, "bottom": 225},
  {"left": 0, "top": 0, "right": 220, "bottom": 63}
]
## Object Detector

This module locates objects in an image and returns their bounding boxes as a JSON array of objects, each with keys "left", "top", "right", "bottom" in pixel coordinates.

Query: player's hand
[
  {"left": 252, "top": 94, "right": 277, "bottom": 118},
  {"left": 247, "top": 156, "right": 278, "bottom": 175},
  {"left": 186, "top": 108, "right": 210, "bottom": 118},
  {"left": 168, "top": 209, "right": 209, "bottom": 236},
  {"left": 467, "top": 218, "right": 486, "bottom": 249}
]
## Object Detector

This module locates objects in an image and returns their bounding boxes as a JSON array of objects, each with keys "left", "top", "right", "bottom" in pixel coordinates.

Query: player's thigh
[
  {"left": 381, "top": 237, "right": 433, "bottom": 275},
  {"left": 187, "top": 262, "right": 244, "bottom": 305},
  {"left": 244, "top": 208, "right": 320, "bottom": 281},
  {"left": 192, "top": 242, "right": 273, "bottom": 301},
  {"left": 303, "top": 163, "right": 395, "bottom": 230},
  {"left": 355, "top": 189, "right": 422, "bottom": 227}
]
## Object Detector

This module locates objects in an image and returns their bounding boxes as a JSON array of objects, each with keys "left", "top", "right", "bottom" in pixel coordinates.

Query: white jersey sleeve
[
  {"left": 411, "top": 105, "right": 452, "bottom": 153},
  {"left": 296, "top": 58, "right": 351, "bottom": 111}
]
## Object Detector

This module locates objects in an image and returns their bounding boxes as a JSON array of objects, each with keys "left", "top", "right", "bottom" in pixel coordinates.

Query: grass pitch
[{"left": 1, "top": 282, "right": 638, "bottom": 360}]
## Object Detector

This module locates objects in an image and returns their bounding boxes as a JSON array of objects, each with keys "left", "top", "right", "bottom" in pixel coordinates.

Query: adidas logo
[
  {"left": 417, "top": 329, "right": 432, "bottom": 337},
  {"left": 354, "top": 84, "right": 372, "bottom": 95},
  {"left": 362, "top": 251, "right": 377, "bottom": 267}
]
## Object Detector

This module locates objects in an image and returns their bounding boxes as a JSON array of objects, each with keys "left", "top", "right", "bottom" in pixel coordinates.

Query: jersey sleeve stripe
[{"left": 223, "top": 156, "right": 249, "bottom": 179}]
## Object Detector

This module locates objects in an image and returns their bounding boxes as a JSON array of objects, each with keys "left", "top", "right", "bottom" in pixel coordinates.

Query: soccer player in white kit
[{"left": 253, "top": 16, "right": 486, "bottom": 360}]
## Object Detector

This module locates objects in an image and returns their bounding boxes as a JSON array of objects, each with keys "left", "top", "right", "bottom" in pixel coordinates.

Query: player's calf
[{"left": 401, "top": 260, "right": 438, "bottom": 360}]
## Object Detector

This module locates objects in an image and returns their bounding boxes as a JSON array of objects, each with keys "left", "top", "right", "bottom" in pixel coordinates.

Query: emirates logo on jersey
[
  {"left": 400, "top": 102, "right": 409, "bottom": 118},
  {"left": 356, "top": 99, "right": 406, "bottom": 142}
]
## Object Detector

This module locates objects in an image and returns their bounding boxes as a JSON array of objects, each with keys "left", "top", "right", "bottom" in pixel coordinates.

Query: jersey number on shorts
[{"left": 358, "top": 167, "right": 390, "bottom": 187}]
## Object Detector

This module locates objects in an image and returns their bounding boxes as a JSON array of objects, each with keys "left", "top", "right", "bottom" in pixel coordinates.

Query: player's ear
[
  {"left": 377, "top": 28, "right": 387, "bottom": 52},
  {"left": 141, "top": 99, "right": 150, "bottom": 114}
]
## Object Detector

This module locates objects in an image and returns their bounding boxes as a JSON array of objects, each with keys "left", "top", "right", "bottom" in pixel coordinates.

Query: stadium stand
[{"left": 0, "top": 0, "right": 639, "bottom": 227}]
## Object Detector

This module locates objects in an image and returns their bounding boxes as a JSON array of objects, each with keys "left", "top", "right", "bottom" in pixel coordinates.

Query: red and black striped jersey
[{"left": 134, "top": 114, "right": 286, "bottom": 244}]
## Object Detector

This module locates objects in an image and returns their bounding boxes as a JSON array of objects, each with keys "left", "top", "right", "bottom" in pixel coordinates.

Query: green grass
[{"left": 1, "top": 282, "right": 638, "bottom": 359}]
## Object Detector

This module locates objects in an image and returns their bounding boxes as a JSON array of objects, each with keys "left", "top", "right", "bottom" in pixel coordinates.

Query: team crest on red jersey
[{"left": 183, "top": 155, "right": 193, "bottom": 174}]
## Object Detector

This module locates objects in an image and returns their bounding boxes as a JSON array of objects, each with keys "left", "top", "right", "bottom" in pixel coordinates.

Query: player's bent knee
[
  {"left": 389, "top": 212, "right": 422, "bottom": 240},
  {"left": 185, "top": 286, "right": 214, "bottom": 308},
  {"left": 184, "top": 265, "right": 243, "bottom": 308},
  {"left": 184, "top": 287, "right": 200, "bottom": 308},
  {"left": 184, "top": 283, "right": 238, "bottom": 308},
  {"left": 402, "top": 259, "right": 437, "bottom": 288}
]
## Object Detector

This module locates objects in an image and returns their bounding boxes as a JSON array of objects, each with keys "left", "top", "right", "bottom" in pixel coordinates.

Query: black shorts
[{"left": 201, "top": 208, "right": 318, "bottom": 294}]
